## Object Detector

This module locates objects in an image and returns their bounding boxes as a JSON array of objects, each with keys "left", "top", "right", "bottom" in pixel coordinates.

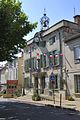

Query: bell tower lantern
[{"left": 40, "top": 8, "right": 50, "bottom": 30}]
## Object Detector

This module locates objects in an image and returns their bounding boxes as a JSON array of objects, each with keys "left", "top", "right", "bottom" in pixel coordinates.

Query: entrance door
[
  {"left": 41, "top": 76, "right": 45, "bottom": 94},
  {"left": 35, "top": 77, "right": 38, "bottom": 94}
]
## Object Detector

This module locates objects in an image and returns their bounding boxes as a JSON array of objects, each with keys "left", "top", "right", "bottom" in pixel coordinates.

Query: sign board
[
  {"left": 50, "top": 72, "right": 55, "bottom": 84},
  {"left": 7, "top": 80, "right": 18, "bottom": 85}
]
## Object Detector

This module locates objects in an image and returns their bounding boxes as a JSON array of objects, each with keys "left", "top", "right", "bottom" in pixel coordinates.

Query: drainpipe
[
  {"left": 59, "top": 32, "right": 63, "bottom": 90},
  {"left": 30, "top": 45, "right": 32, "bottom": 88}
]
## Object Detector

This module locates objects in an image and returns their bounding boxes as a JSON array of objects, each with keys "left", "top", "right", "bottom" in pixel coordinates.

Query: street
[{"left": 0, "top": 100, "right": 80, "bottom": 120}]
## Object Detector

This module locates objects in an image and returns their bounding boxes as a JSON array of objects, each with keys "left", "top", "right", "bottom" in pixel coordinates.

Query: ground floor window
[
  {"left": 24, "top": 77, "right": 30, "bottom": 88},
  {"left": 74, "top": 75, "right": 80, "bottom": 93}
]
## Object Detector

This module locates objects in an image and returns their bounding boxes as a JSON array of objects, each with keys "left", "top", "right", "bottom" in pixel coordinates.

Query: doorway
[
  {"left": 40, "top": 76, "right": 45, "bottom": 94},
  {"left": 35, "top": 77, "right": 38, "bottom": 94}
]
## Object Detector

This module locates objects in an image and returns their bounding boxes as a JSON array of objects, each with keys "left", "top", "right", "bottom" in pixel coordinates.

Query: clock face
[{"left": 34, "top": 37, "right": 39, "bottom": 43}]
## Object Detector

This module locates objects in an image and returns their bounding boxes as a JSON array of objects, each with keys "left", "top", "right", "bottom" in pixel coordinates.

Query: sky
[
  {"left": 1, "top": 0, "right": 80, "bottom": 65},
  {"left": 20, "top": 0, "right": 80, "bottom": 40}
]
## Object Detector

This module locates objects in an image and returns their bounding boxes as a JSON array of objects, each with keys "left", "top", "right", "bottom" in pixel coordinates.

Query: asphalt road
[{"left": 0, "top": 100, "right": 80, "bottom": 120}]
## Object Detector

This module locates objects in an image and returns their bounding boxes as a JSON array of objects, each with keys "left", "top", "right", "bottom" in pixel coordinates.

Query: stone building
[{"left": 24, "top": 15, "right": 80, "bottom": 99}]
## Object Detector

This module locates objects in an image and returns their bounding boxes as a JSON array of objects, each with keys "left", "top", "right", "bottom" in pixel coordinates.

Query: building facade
[
  {"left": 24, "top": 16, "right": 80, "bottom": 99},
  {"left": 64, "top": 33, "right": 80, "bottom": 98},
  {"left": 0, "top": 59, "right": 18, "bottom": 95},
  {"left": 18, "top": 55, "right": 24, "bottom": 94},
  {"left": 0, "top": 66, "right": 8, "bottom": 91}
]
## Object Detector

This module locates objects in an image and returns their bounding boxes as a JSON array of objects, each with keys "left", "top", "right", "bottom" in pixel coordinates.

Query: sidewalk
[{"left": 13, "top": 94, "right": 80, "bottom": 112}]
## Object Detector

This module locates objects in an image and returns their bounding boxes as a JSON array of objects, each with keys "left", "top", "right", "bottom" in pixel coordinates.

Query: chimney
[{"left": 74, "top": 15, "right": 80, "bottom": 25}]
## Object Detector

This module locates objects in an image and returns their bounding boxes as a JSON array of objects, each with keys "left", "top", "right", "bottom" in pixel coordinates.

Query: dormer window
[{"left": 49, "top": 36, "right": 56, "bottom": 45}]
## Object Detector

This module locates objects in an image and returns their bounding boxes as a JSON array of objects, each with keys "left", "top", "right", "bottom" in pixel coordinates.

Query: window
[
  {"left": 74, "top": 46, "right": 80, "bottom": 63},
  {"left": 32, "top": 45, "right": 36, "bottom": 51},
  {"left": 24, "top": 59, "right": 30, "bottom": 72},
  {"left": 40, "top": 54, "right": 46, "bottom": 68},
  {"left": 74, "top": 75, "right": 80, "bottom": 93},
  {"left": 53, "top": 50, "right": 59, "bottom": 66},
  {"left": 31, "top": 57, "right": 37, "bottom": 70},
  {"left": 24, "top": 77, "right": 30, "bottom": 88},
  {"left": 47, "top": 50, "right": 59, "bottom": 67},
  {"left": 9, "top": 62, "right": 12, "bottom": 68},
  {"left": 31, "top": 58, "right": 34, "bottom": 70},
  {"left": 48, "top": 52, "right": 53, "bottom": 67},
  {"left": 13, "top": 61, "right": 16, "bottom": 67},
  {"left": 26, "top": 48, "right": 28, "bottom": 53},
  {"left": 39, "top": 41, "right": 46, "bottom": 47},
  {"left": 49, "top": 36, "right": 56, "bottom": 45},
  {"left": 24, "top": 48, "right": 28, "bottom": 53}
]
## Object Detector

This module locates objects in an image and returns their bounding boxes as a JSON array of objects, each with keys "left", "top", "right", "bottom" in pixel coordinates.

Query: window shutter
[
  {"left": 34, "top": 57, "right": 37, "bottom": 69},
  {"left": 31, "top": 58, "right": 34, "bottom": 70},
  {"left": 46, "top": 53, "right": 49, "bottom": 67},
  {"left": 40, "top": 54, "right": 43, "bottom": 68},
  {"left": 48, "top": 52, "right": 53, "bottom": 67}
]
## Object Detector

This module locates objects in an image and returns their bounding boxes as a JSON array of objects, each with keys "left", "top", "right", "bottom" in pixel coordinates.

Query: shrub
[
  {"left": 13, "top": 90, "right": 21, "bottom": 97},
  {"left": 67, "top": 96, "right": 75, "bottom": 101},
  {"left": 32, "top": 93, "right": 41, "bottom": 101}
]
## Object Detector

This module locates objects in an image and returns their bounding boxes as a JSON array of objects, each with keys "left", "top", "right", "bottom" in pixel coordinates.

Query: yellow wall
[{"left": 18, "top": 55, "right": 24, "bottom": 89}]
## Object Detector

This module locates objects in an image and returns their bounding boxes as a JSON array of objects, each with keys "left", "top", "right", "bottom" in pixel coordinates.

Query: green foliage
[
  {"left": 0, "top": 91, "right": 3, "bottom": 96},
  {"left": 32, "top": 93, "right": 41, "bottom": 101},
  {"left": 13, "top": 90, "right": 21, "bottom": 97},
  {"left": 0, "top": 0, "right": 37, "bottom": 61},
  {"left": 67, "top": 96, "right": 75, "bottom": 101}
]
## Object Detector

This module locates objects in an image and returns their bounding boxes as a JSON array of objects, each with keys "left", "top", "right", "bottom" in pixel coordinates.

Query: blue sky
[
  {"left": 20, "top": 0, "right": 80, "bottom": 40},
  {"left": 0, "top": 0, "right": 80, "bottom": 65}
]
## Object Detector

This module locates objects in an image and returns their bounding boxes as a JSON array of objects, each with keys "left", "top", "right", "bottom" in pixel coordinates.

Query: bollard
[{"left": 60, "top": 93, "right": 62, "bottom": 108}]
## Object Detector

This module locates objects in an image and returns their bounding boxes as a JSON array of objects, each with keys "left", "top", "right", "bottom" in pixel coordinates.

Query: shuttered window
[
  {"left": 74, "top": 75, "right": 80, "bottom": 93},
  {"left": 52, "top": 50, "right": 59, "bottom": 66},
  {"left": 40, "top": 54, "right": 49, "bottom": 68},
  {"left": 74, "top": 46, "right": 80, "bottom": 60},
  {"left": 24, "top": 59, "right": 30, "bottom": 72},
  {"left": 48, "top": 52, "right": 53, "bottom": 67},
  {"left": 31, "top": 57, "right": 37, "bottom": 71}
]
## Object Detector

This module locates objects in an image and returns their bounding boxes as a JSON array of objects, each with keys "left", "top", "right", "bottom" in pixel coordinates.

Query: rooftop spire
[{"left": 44, "top": 8, "right": 46, "bottom": 15}]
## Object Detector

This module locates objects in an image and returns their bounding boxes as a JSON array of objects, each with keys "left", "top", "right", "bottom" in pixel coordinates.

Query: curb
[
  {"left": 45, "top": 104, "right": 80, "bottom": 112},
  {"left": 13, "top": 99, "right": 80, "bottom": 112}
]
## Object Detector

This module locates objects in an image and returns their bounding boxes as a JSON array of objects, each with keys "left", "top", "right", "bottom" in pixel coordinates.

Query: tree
[{"left": 0, "top": 0, "right": 37, "bottom": 61}]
